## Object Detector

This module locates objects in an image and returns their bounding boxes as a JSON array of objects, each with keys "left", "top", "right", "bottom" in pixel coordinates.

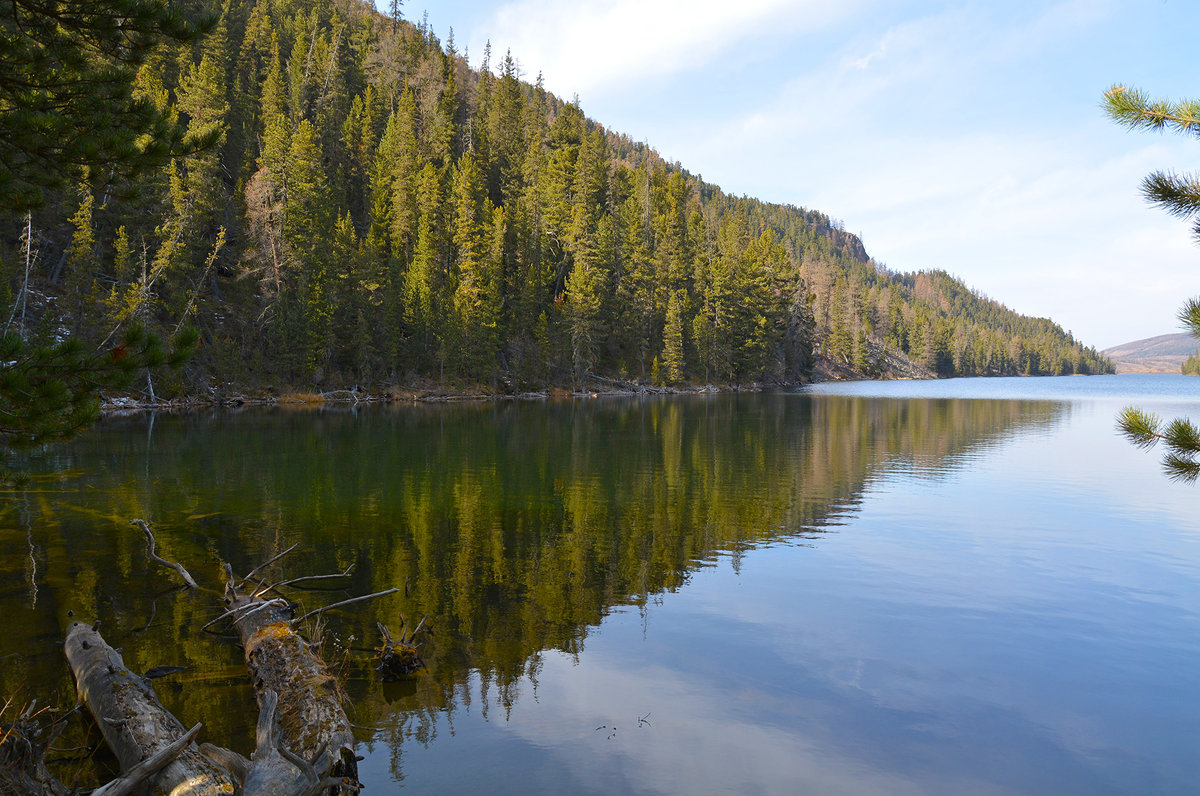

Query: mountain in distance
[
  {"left": 0, "top": 0, "right": 1113, "bottom": 393},
  {"left": 1103, "top": 333, "right": 1198, "bottom": 374}
]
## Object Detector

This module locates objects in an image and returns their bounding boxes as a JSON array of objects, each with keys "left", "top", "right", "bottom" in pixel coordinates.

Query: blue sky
[{"left": 395, "top": 0, "right": 1200, "bottom": 349}]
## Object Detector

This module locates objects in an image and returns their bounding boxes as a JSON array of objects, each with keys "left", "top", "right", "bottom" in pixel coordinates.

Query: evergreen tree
[
  {"left": 451, "top": 152, "right": 500, "bottom": 378},
  {"left": 661, "top": 289, "right": 686, "bottom": 384},
  {"left": 177, "top": 51, "right": 230, "bottom": 229},
  {"left": 0, "top": 0, "right": 216, "bottom": 209},
  {"left": 406, "top": 162, "right": 447, "bottom": 371},
  {"left": 564, "top": 234, "right": 603, "bottom": 385}
]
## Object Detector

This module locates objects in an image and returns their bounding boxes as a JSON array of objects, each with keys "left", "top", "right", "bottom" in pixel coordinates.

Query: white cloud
[
  {"left": 448, "top": 0, "right": 1198, "bottom": 348},
  {"left": 650, "top": 2, "right": 1198, "bottom": 348},
  {"left": 466, "top": 0, "right": 862, "bottom": 100}
]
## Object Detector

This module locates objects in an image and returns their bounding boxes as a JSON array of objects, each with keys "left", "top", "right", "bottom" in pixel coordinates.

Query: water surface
[{"left": 1, "top": 375, "right": 1197, "bottom": 793}]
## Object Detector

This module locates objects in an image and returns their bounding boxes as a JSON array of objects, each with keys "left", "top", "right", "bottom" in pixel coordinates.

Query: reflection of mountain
[{"left": 0, "top": 395, "right": 1064, "bottom": 778}]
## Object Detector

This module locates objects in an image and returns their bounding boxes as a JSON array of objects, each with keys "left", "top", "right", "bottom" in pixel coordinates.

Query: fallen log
[
  {"left": 63, "top": 621, "right": 236, "bottom": 795},
  {"left": 224, "top": 570, "right": 362, "bottom": 794},
  {"left": 48, "top": 538, "right": 397, "bottom": 795}
]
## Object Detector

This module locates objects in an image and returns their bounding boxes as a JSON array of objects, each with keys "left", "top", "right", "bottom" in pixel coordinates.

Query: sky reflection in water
[
  {"left": 384, "top": 377, "right": 1200, "bottom": 795},
  {"left": 1, "top": 376, "right": 1198, "bottom": 793}
]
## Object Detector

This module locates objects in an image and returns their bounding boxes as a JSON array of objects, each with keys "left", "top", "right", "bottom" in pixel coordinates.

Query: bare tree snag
[
  {"left": 224, "top": 578, "right": 360, "bottom": 793},
  {"left": 63, "top": 622, "right": 236, "bottom": 795},
  {"left": 375, "top": 618, "right": 425, "bottom": 680}
]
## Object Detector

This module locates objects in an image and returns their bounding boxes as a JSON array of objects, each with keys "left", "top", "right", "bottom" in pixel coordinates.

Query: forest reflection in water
[{"left": 0, "top": 394, "right": 1064, "bottom": 789}]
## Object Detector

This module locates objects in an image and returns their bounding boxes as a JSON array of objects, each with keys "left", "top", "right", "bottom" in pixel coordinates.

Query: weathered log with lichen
[
  {"left": 63, "top": 622, "right": 236, "bottom": 796},
  {"left": 224, "top": 573, "right": 361, "bottom": 793}
]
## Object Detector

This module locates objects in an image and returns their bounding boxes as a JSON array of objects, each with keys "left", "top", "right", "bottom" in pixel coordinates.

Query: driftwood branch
[
  {"left": 201, "top": 597, "right": 288, "bottom": 632},
  {"left": 293, "top": 589, "right": 400, "bottom": 625},
  {"left": 253, "top": 566, "right": 355, "bottom": 599},
  {"left": 129, "top": 519, "right": 198, "bottom": 589},
  {"left": 410, "top": 615, "right": 427, "bottom": 640},
  {"left": 241, "top": 543, "right": 300, "bottom": 586},
  {"left": 90, "top": 723, "right": 201, "bottom": 796}
]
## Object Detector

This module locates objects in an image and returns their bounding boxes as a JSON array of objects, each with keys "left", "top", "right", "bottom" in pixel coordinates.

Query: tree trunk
[
  {"left": 225, "top": 587, "right": 359, "bottom": 791},
  {"left": 63, "top": 622, "right": 237, "bottom": 796}
]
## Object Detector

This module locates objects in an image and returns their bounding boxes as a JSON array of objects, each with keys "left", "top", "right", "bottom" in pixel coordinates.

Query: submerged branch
[
  {"left": 253, "top": 565, "right": 354, "bottom": 599},
  {"left": 130, "top": 519, "right": 198, "bottom": 588}
]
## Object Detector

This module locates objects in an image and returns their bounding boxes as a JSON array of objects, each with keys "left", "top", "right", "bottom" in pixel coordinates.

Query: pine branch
[
  {"left": 1141, "top": 171, "right": 1200, "bottom": 219},
  {"left": 1163, "top": 452, "right": 1200, "bottom": 483},
  {"left": 1118, "top": 408, "right": 1200, "bottom": 482},
  {"left": 1117, "top": 406, "right": 1161, "bottom": 448},
  {"left": 1178, "top": 298, "right": 1200, "bottom": 339},
  {"left": 1104, "top": 85, "right": 1200, "bottom": 136}
]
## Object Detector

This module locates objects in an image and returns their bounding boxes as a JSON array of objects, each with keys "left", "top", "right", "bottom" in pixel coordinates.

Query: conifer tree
[
  {"left": 177, "top": 51, "right": 230, "bottom": 229},
  {"left": 451, "top": 152, "right": 500, "bottom": 378},
  {"left": 564, "top": 233, "right": 603, "bottom": 384},
  {"left": 1182, "top": 350, "right": 1200, "bottom": 376},
  {"left": 661, "top": 289, "right": 686, "bottom": 384},
  {"left": 406, "top": 162, "right": 447, "bottom": 369},
  {"left": 63, "top": 183, "right": 98, "bottom": 332},
  {"left": 0, "top": 0, "right": 216, "bottom": 210}
]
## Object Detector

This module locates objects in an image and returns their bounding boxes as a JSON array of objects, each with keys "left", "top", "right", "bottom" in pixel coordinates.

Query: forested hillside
[{"left": 0, "top": 0, "right": 1111, "bottom": 395}]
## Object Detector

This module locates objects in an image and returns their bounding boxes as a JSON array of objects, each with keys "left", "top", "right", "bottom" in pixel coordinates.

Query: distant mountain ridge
[{"left": 1103, "top": 333, "right": 1198, "bottom": 373}]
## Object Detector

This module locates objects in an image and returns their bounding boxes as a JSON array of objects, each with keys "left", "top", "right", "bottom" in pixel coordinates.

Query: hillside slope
[
  {"left": 0, "top": 0, "right": 1111, "bottom": 393},
  {"left": 1103, "top": 333, "right": 1197, "bottom": 374}
]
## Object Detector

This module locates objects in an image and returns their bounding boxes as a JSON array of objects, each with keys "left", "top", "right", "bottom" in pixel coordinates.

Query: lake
[{"left": 1, "top": 375, "right": 1198, "bottom": 794}]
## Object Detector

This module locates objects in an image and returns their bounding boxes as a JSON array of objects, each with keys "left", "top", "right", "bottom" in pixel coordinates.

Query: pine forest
[{"left": 0, "top": 0, "right": 1113, "bottom": 398}]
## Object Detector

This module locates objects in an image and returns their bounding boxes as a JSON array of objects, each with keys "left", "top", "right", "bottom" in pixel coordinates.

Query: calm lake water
[{"left": 2, "top": 375, "right": 1198, "bottom": 794}]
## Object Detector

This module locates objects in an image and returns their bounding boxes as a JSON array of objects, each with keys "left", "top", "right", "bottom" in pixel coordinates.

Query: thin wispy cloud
[
  {"left": 467, "top": 0, "right": 862, "bottom": 99},
  {"left": 647, "top": 1, "right": 1196, "bottom": 346}
]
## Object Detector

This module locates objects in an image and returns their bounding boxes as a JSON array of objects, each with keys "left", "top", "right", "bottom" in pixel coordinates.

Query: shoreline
[
  {"left": 95, "top": 354, "right": 943, "bottom": 414},
  {"left": 99, "top": 377, "right": 820, "bottom": 414}
]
